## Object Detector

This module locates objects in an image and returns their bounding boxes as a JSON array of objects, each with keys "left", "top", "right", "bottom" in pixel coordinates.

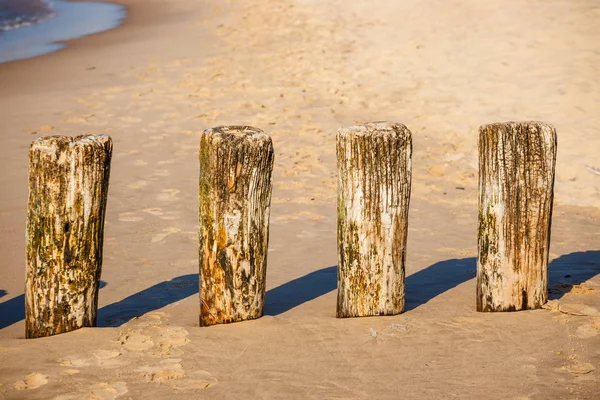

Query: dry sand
[{"left": 1, "top": 0, "right": 599, "bottom": 398}]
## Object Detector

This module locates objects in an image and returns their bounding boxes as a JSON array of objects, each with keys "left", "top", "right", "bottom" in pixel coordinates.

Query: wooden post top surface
[
  {"left": 479, "top": 121, "right": 556, "bottom": 137},
  {"left": 337, "top": 121, "right": 411, "bottom": 138},
  {"left": 30, "top": 134, "right": 112, "bottom": 153},
  {"left": 202, "top": 126, "right": 270, "bottom": 141},
  {"left": 31, "top": 134, "right": 112, "bottom": 145}
]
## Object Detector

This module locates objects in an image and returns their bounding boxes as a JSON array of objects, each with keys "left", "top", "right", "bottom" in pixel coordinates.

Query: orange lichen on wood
[{"left": 198, "top": 126, "right": 274, "bottom": 326}]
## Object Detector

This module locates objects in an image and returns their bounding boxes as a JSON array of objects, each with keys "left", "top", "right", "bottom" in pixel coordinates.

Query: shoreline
[
  {"left": 0, "top": 0, "right": 162, "bottom": 95},
  {"left": 0, "top": 0, "right": 126, "bottom": 64}
]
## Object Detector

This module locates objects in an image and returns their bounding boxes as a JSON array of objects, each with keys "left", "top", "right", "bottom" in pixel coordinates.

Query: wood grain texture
[
  {"left": 26, "top": 134, "right": 112, "bottom": 338},
  {"left": 477, "top": 122, "right": 557, "bottom": 312},
  {"left": 199, "top": 126, "right": 274, "bottom": 326},
  {"left": 337, "top": 122, "right": 412, "bottom": 318}
]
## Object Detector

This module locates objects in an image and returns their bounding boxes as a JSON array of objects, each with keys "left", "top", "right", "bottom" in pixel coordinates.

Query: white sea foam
[{"left": 0, "top": 0, "right": 55, "bottom": 32}]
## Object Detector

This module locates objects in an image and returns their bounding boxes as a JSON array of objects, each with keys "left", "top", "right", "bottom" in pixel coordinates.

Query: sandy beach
[{"left": 1, "top": 0, "right": 599, "bottom": 398}]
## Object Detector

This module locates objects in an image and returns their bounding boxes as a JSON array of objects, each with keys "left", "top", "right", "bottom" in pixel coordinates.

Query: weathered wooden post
[
  {"left": 477, "top": 121, "right": 557, "bottom": 312},
  {"left": 336, "top": 122, "right": 412, "bottom": 318},
  {"left": 26, "top": 135, "right": 112, "bottom": 338},
  {"left": 199, "top": 126, "right": 274, "bottom": 326}
]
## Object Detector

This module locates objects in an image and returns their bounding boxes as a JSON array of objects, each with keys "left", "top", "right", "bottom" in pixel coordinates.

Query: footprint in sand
[
  {"left": 151, "top": 227, "right": 181, "bottom": 243},
  {"left": 159, "top": 212, "right": 180, "bottom": 221},
  {"left": 136, "top": 325, "right": 190, "bottom": 356},
  {"left": 59, "top": 349, "right": 124, "bottom": 368},
  {"left": 152, "top": 169, "right": 171, "bottom": 177},
  {"left": 60, "top": 369, "right": 80, "bottom": 376},
  {"left": 134, "top": 159, "right": 149, "bottom": 166},
  {"left": 157, "top": 189, "right": 180, "bottom": 202},
  {"left": 136, "top": 360, "right": 215, "bottom": 390},
  {"left": 120, "top": 319, "right": 190, "bottom": 357},
  {"left": 173, "top": 370, "right": 217, "bottom": 391},
  {"left": 153, "top": 327, "right": 190, "bottom": 357},
  {"left": 127, "top": 180, "right": 148, "bottom": 189},
  {"left": 118, "top": 332, "right": 155, "bottom": 352},
  {"left": 118, "top": 212, "right": 143, "bottom": 222},
  {"left": 143, "top": 207, "right": 164, "bottom": 216},
  {"left": 145, "top": 311, "right": 169, "bottom": 322},
  {"left": 13, "top": 373, "right": 48, "bottom": 390},
  {"left": 131, "top": 312, "right": 167, "bottom": 328},
  {"left": 93, "top": 350, "right": 124, "bottom": 367},
  {"left": 136, "top": 359, "right": 186, "bottom": 382},
  {"left": 53, "top": 382, "right": 128, "bottom": 400},
  {"left": 59, "top": 355, "right": 90, "bottom": 367}
]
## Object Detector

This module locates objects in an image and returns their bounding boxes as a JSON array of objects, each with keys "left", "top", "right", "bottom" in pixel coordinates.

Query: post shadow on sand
[
  {"left": 98, "top": 275, "right": 198, "bottom": 327},
  {"left": 0, "top": 281, "right": 108, "bottom": 330},
  {"left": 405, "top": 258, "right": 476, "bottom": 311},
  {"left": 264, "top": 259, "right": 478, "bottom": 314},
  {"left": 263, "top": 266, "right": 337, "bottom": 315},
  {"left": 97, "top": 267, "right": 340, "bottom": 324},
  {"left": 0, "top": 294, "right": 24, "bottom": 330},
  {"left": 548, "top": 250, "right": 600, "bottom": 300},
  {"left": 3, "top": 251, "right": 599, "bottom": 330},
  {"left": 0, "top": 260, "right": 481, "bottom": 329},
  {"left": 263, "top": 252, "right": 600, "bottom": 312}
]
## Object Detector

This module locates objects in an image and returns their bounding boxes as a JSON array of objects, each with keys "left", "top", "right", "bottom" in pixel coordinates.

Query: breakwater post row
[{"left": 25, "top": 121, "right": 556, "bottom": 338}]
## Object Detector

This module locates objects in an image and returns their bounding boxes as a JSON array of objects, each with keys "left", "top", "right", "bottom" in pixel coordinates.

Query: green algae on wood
[
  {"left": 198, "top": 126, "right": 274, "bottom": 326},
  {"left": 477, "top": 122, "right": 556, "bottom": 312},
  {"left": 26, "top": 134, "right": 112, "bottom": 338},
  {"left": 336, "top": 122, "right": 412, "bottom": 318}
]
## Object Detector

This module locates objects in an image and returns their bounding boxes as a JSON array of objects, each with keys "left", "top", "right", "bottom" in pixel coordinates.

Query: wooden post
[
  {"left": 477, "top": 121, "right": 557, "bottom": 312},
  {"left": 26, "top": 135, "right": 112, "bottom": 338},
  {"left": 336, "top": 122, "right": 412, "bottom": 318},
  {"left": 199, "top": 126, "right": 274, "bottom": 326}
]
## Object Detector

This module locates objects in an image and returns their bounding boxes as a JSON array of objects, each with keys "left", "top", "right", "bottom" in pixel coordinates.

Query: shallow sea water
[
  {"left": 0, "top": 0, "right": 54, "bottom": 32},
  {"left": 0, "top": 0, "right": 126, "bottom": 64}
]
